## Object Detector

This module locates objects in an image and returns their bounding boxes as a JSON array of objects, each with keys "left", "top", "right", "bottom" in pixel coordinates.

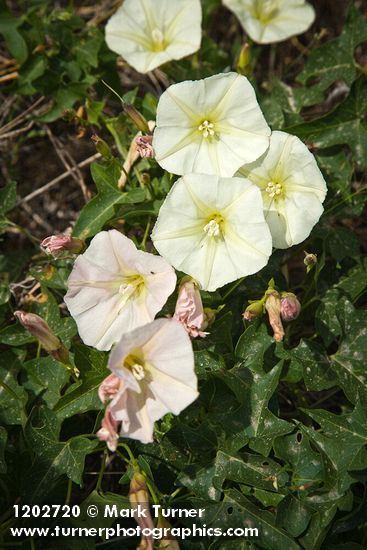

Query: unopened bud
[
  {"left": 242, "top": 300, "right": 263, "bottom": 321},
  {"left": 135, "top": 135, "right": 154, "bottom": 158},
  {"left": 129, "top": 472, "right": 154, "bottom": 549},
  {"left": 264, "top": 290, "right": 284, "bottom": 342},
  {"left": 280, "top": 292, "right": 301, "bottom": 322},
  {"left": 40, "top": 235, "right": 85, "bottom": 258},
  {"left": 304, "top": 251, "right": 317, "bottom": 272},
  {"left": 202, "top": 307, "right": 216, "bottom": 330},
  {"left": 237, "top": 43, "right": 251, "bottom": 75},
  {"left": 124, "top": 104, "right": 150, "bottom": 133},
  {"left": 14, "top": 311, "right": 69, "bottom": 361},
  {"left": 91, "top": 134, "right": 113, "bottom": 160}
]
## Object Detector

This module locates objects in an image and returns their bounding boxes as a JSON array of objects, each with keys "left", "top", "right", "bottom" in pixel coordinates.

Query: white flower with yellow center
[
  {"left": 238, "top": 131, "right": 327, "bottom": 249},
  {"left": 105, "top": 0, "right": 202, "bottom": 74},
  {"left": 106, "top": 318, "right": 198, "bottom": 444},
  {"left": 152, "top": 72, "right": 271, "bottom": 176},
  {"left": 223, "top": 0, "right": 315, "bottom": 44},
  {"left": 151, "top": 173, "right": 272, "bottom": 291},
  {"left": 64, "top": 230, "right": 176, "bottom": 351}
]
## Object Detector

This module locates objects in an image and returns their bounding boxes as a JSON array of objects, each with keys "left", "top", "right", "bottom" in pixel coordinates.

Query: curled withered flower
[{"left": 264, "top": 290, "right": 284, "bottom": 342}]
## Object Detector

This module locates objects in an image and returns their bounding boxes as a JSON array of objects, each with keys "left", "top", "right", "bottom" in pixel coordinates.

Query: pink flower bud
[
  {"left": 96, "top": 407, "right": 120, "bottom": 452},
  {"left": 264, "top": 291, "right": 284, "bottom": 342},
  {"left": 135, "top": 135, "right": 154, "bottom": 158},
  {"left": 280, "top": 292, "right": 301, "bottom": 322},
  {"left": 174, "top": 278, "right": 207, "bottom": 338},
  {"left": 242, "top": 300, "right": 263, "bottom": 321},
  {"left": 98, "top": 373, "right": 121, "bottom": 404},
  {"left": 40, "top": 235, "right": 84, "bottom": 258},
  {"left": 15, "top": 311, "right": 69, "bottom": 362},
  {"left": 304, "top": 251, "right": 317, "bottom": 272}
]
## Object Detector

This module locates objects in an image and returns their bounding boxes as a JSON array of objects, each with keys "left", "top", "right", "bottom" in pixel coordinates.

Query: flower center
[
  {"left": 151, "top": 27, "right": 167, "bottom": 51},
  {"left": 124, "top": 353, "right": 146, "bottom": 381},
  {"left": 265, "top": 181, "right": 283, "bottom": 199},
  {"left": 198, "top": 120, "right": 216, "bottom": 139},
  {"left": 118, "top": 274, "right": 145, "bottom": 297},
  {"left": 203, "top": 214, "right": 224, "bottom": 238},
  {"left": 254, "top": 0, "right": 279, "bottom": 22}
]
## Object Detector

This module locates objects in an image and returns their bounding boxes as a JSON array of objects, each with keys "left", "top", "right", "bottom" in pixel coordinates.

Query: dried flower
[
  {"left": 242, "top": 300, "right": 264, "bottom": 321},
  {"left": 264, "top": 290, "right": 284, "bottom": 342},
  {"left": 174, "top": 277, "right": 207, "bottom": 338},
  {"left": 96, "top": 407, "right": 119, "bottom": 452},
  {"left": 135, "top": 135, "right": 154, "bottom": 158},
  {"left": 129, "top": 472, "right": 154, "bottom": 550}
]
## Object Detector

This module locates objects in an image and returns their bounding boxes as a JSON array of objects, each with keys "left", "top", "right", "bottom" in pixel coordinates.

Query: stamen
[
  {"left": 265, "top": 181, "right": 283, "bottom": 199},
  {"left": 132, "top": 363, "right": 145, "bottom": 381},
  {"left": 203, "top": 219, "right": 221, "bottom": 237},
  {"left": 151, "top": 28, "right": 164, "bottom": 45},
  {"left": 198, "top": 120, "right": 215, "bottom": 138}
]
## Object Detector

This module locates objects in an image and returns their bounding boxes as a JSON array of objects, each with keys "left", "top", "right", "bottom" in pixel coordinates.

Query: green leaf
[
  {"left": 213, "top": 450, "right": 286, "bottom": 493},
  {"left": 72, "top": 490, "right": 130, "bottom": 530},
  {"left": 24, "top": 406, "right": 97, "bottom": 502},
  {"left": 274, "top": 430, "right": 324, "bottom": 491},
  {"left": 178, "top": 464, "right": 221, "bottom": 501},
  {"left": 297, "top": 5, "right": 367, "bottom": 94},
  {"left": 287, "top": 76, "right": 367, "bottom": 167},
  {"left": 0, "top": 10, "right": 28, "bottom": 64},
  {"left": 53, "top": 344, "right": 108, "bottom": 420},
  {"left": 204, "top": 488, "right": 301, "bottom": 550},
  {"left": 0, "top": 351, "right": 28, "bottom": 426},
  {"left": 301, "top": 399, "right": 367, "bottom": 493},
  {"left": 276, "top": 494, "right": 312, "bottom": 538},
  {"left": 23, "top": 357, "right": 70, "bottom": 408},
  {"left": 72, "top": 161, "right": 146, "bottom": 239},
  {"left": 0, "top": 182, "right": 17, "bottom": 216}
]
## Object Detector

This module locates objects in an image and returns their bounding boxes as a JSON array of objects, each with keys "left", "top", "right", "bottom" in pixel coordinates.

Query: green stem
[
  {"left": 96, "top": 449, "right": 107, "bottom": 492},
  {"left": 65, "top": 479, "right": 73, "bottom": 505},
  {"left": 141, "top": 217, "right": 151, "bottom": 250}
]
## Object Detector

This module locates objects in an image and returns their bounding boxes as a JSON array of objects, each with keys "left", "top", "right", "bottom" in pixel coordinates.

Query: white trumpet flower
[
  {"left": 238, "top": 131, "right": 327, "bottom": 249},
  {"left": 64, "top": 230, "right": 176, "bottom": 351},
  {"left": 153, "top": 72, "right": 271, "bottom": 176},
  {"left": 104, "top": 319, "right": 198, "bottom": 444},
  {"left": 223, "top": 0, "right": 315, "bottom": 44},
  {"left": 105, "top": 0, "right": 202, "bottom": 74},
  {"left": 151, "top": 173, "right": 272, "bottom": 291}
]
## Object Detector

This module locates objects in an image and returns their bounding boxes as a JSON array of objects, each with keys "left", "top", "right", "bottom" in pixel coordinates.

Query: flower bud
[
  {"left": 96, "top": 407, "right": 119, "bottom": 452},
  {"left": 280, "top": 292, "right": 301, "bottom": 322},
  {"left": 124, "top": 104, "right": 150, "bottom": 133},
  {"left": 14, "top": 311, "right": 69, "bottom": 361},
  {"left": 40, "top": 235, "right": 85, "bottom": 258},
  {"left": 304, "top": 251, "right": 317, "bottom": 272},
  {"left": 237, "top": 42, "right": 251, "bottom": 75},
  {"left": 174, "top": 277, "right": 207, "bottom": 338},
  {"left": 129, "top": 472, "right": 154, "bottom": 550},
  {"left": 135, "top": 135, "right": 154, "bottom": 158},
  {"left": 202, "top": 307, "right": 216, "bottom": 330},
  {"left": 91, "top": 134, "right": 113, "bottom": 160},
  {"left": 242, "top": 300, "right": 263, "bottom": 321},
  {"left": 264, "top": 290, "right": 284, "bottom": 342}
]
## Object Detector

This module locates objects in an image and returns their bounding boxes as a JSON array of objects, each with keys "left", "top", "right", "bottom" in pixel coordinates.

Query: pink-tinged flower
[
  {"left": 96, "top": 407, "right": 119, "bottom": 452},
  {"left": 135, "top": 135, "right": 154, "bottom": 158},
  {"left": 64, "top": 230, "right": 176, "bottom": 351},
  {"left": 40, "top": 235, "right": 84, "bottom": 258},
  {"left": 14, "top": 311, "right": 69, "bottom": 362},
  {"left": 105, "top": 318, "right": 198, "bottom": 444},
  {"left": 280, "top": 292, "right": 301, "bottom": 322},
  {"left": 174, "top": 277, "right": 207, "bottom": 338},
  {"left": 98, "top": 373, "right": 121, "bottom": 403}
]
